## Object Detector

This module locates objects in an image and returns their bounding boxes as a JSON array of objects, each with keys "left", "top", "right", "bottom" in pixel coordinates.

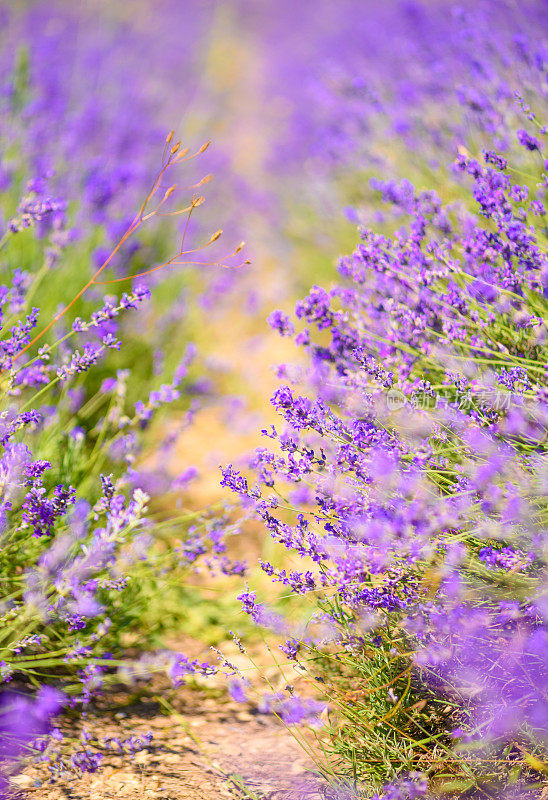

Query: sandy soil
[{"left": 9, "top": 668, "right": 330, "bottom": 800}]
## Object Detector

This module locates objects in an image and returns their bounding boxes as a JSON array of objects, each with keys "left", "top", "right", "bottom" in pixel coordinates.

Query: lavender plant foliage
[
  {"left": 0, "top": 151, "right": 243, "bottom": 785},
  {"left": 224, "top": 121, "right": 548, "bottom": 791}
]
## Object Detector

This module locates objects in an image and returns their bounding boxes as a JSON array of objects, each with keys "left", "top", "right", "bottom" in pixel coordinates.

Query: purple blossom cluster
[
  {"left": 0, "top": 150, "right": 228, "bottom": 792},
  {"left": 228, "top": 679, "right": 326, "bottom": 727},
  {"left": 8, "top": 184, "right": 66, "bottom": 233}
]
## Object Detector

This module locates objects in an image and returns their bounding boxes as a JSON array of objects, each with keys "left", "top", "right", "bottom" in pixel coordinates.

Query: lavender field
[{"left": 0, "top": 1, "right": 547, "bottom": 798}]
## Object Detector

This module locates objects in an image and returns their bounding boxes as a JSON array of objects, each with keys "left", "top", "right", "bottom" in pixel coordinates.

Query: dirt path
[{"left": 11, "top": 680, "right": 328, "bottom": 800}]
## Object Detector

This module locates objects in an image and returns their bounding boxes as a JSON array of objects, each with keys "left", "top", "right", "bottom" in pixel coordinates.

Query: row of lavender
[
  {"left": 0, "top": 136, "right": 251, "bottom": 785},
  {"left": 225, "top": 2, "right": 548, "bottom": 795},
  {"left": 0, "top": 0, "right": 546, "bottom": 796},
  {"left": 227, "top": 134, "right": 548, "bottom": 794}
]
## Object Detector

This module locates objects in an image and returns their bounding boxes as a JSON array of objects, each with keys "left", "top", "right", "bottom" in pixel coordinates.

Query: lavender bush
[
  {"left": 0, "top": 135, "right": 253, "bottom": 786},
  {"left": 224, "top": 104, "right": 548, "bottom": 798}
]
